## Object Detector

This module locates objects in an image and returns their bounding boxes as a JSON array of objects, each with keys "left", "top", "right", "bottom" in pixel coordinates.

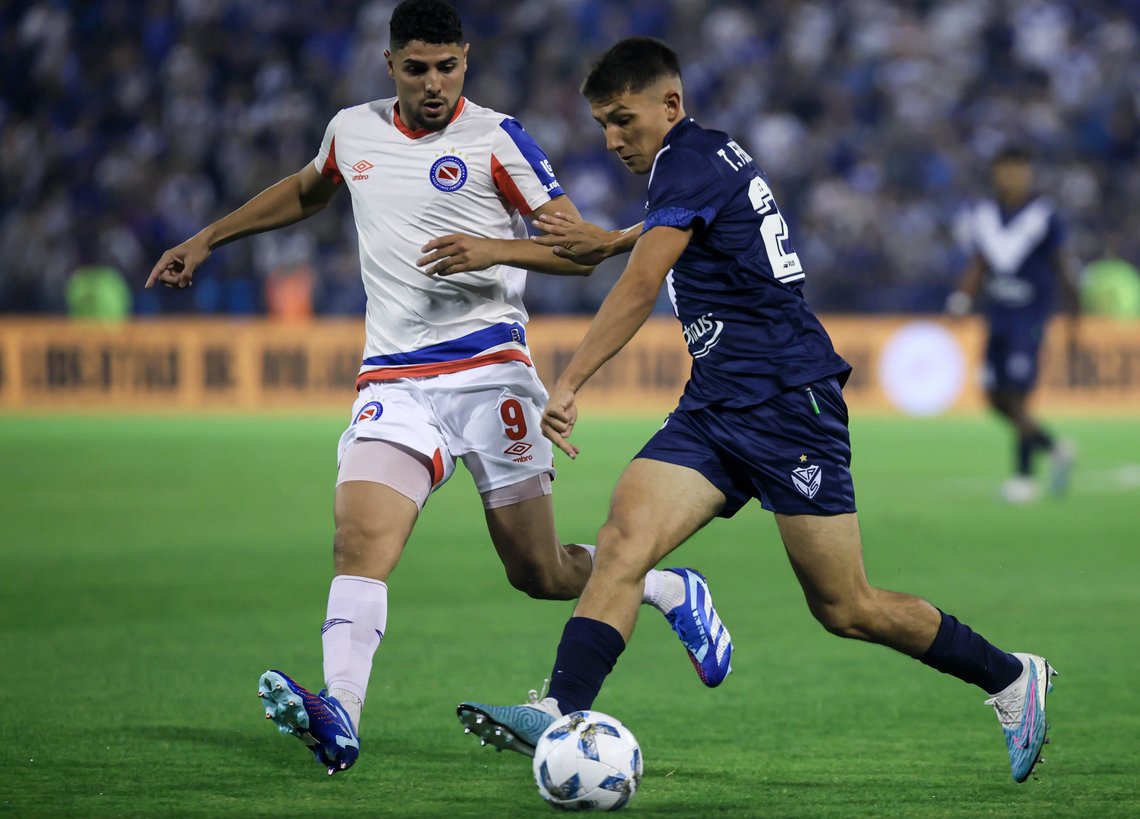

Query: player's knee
[
  {"left": 332, "top": 519, "right": 392, "bottom": 579},
  {"left": 986, "top": 390, "right": 1009, "bottom": 415},
  {"left": 504, "top": 557, "right": 576, "bottom": 600},
  {"left": 594, "top": 520, "right": 656, "bottom": 582},
  {"left": 810, "top": 598, "right": 875, "bottom": 641}
]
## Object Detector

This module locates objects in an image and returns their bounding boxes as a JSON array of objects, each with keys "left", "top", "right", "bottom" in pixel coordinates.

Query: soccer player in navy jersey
[
  {"left": 456, "top": 38, "right": 1055, "bottom": 783},
  {"left": 947, "top": 147, "right": 1079, "bottom": 504}
]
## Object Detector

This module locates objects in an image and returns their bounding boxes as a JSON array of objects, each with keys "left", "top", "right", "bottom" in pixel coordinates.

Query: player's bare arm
[
  {"left": 417, "top": 196, "right": 597, "bottom": 278},
  {"left": 146, "top": 164, "right": 340, "bottom": 289},
  {"left": 532, "top": 212, "right": 644, "bottom": 266},
  {"left": 542, "top": 225, "right": 692, "bottom": 459},
  {"left": 946, "top": 252, "right": 986, "bottom": 316}
]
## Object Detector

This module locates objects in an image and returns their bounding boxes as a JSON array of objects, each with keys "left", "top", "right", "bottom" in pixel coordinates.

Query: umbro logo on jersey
[
  {"left": 791, "top": 464, "right": 821, "bottom": 499},
  {"left": 504, "top": 442, "right": 532, "bottom": 456},
  {"left": 351, "top": 160, "right": 374, "bottom": 181},
  {"left": 430, "top": 155, "right": 468, "bottom": 192}
]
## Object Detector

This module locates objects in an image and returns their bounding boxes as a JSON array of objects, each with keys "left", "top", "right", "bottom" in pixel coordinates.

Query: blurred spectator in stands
[{"left": 1, "top": 0, "right": 1137, "bottom": 317}]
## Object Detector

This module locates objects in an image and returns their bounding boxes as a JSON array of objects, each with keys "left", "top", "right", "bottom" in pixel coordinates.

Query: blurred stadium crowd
[{"left": 2, "top": 0, "right": 1138, "bottom": 317}]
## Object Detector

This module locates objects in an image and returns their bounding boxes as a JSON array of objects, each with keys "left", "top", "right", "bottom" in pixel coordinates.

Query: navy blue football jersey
[
  {"left": 965, "top": 196, "right": 1066, "bottom": 325},
  {"left": 643, "top": 117, "right": 850, "bottom": 410}
]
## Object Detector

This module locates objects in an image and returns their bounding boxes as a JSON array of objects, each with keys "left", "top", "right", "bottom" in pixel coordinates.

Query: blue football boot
[
  {"left": 258, "top": 669, "right": 360, "bottom": 775},
  {"left": 663, "top": 568, "right": 733, "bottom": 687},
  {"left": 457, "top": 684, "right": 561, "bottom": 758},
  {"left": 983, "top": 653, "right": 1057, "bottom": 782}
]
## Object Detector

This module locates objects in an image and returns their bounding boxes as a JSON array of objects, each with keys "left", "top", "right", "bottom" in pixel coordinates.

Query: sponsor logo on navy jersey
[
  {"left": 681, "top": 313, "right": 724, "bottom": 358},
  {"left": 354, "top": 401, "right": 384, "bottom": 424},
  {"left": 430, "top": 155, "right": 468, "bottom": 192}
]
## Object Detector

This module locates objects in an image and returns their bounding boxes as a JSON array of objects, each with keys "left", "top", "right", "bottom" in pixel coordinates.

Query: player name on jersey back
[{"left": 643, "top": 117, "right": 850, "bottom": 410}]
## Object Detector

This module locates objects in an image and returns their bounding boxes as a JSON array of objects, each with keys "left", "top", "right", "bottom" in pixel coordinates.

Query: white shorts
[{"left": 336, "top": 360, "right": 555, "bottom": 500}]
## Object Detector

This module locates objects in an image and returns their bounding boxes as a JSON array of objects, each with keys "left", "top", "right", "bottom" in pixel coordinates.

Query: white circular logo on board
[{"left": 877, "top": 322, "right": 966, "bottom": 416}]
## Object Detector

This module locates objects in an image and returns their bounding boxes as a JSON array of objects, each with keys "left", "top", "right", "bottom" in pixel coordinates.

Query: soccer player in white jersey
[{"left": 146, "top": 0, "right": 730, "bottom": 776}]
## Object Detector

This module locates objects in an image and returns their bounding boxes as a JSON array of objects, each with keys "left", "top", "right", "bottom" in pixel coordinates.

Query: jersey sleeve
[
  {"left": 1046, "top": 206, "right": 1067, "bottom": 250},
  {"left": 490, "top": 118, "right": 564, "bottom": 215},
  {"left": 312, "top": 110, "right": 346, "bottom": 185},
  {"left": 644, "top": 147, "right": 729, "bottom": 235}
]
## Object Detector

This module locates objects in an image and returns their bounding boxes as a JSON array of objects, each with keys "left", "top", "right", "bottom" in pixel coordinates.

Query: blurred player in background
[
  {"left": 948, "top": 146, "right": 1079, "bottom": 504},
  {"left": 146, "top": 1, "right": 728, "bottom": 775},
  {"left": 458, "top": 38, "right": 1055, "bottom": 784}
]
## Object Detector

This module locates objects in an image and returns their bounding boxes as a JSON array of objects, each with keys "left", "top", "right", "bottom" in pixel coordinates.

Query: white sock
[
  {"left": 577, "top": 544, "right": 685, "bottom": 612},
  {"left": 643, "top": 569, "right": 686, "bottom": 613},
  {"left": 327, "top": 688, "right": 363, "bottom": 731},
  {"left": 322, "top": 575, "right": 387, "bottom": 731}
]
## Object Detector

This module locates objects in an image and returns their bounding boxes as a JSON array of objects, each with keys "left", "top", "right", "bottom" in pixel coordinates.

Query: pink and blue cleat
[
  {"left": 984, "top": 653, "right": 1057, "bottom": 782},
  {"left": 258, "top": 669, "right": 360, "bottom": 776}
]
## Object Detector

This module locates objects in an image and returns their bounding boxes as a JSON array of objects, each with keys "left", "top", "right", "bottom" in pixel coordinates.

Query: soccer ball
[{"left": 532, "top": 710, "right": 643, "bottom": 812}]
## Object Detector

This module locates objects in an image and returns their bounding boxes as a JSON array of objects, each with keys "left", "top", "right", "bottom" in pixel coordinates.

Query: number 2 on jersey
[
  {"left": 747, "top": 176, "right": 804, "bottom": 283},
  {"left": 500, "top": 398, "right": 528, "bottom": 441}
]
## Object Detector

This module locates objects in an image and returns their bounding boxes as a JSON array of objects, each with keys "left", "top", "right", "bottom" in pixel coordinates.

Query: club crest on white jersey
[
  {"left": 311, "top": 97, "right": 565, "bottom": 388},
  {"left": 430, "top": 155, "right": 468, "bottom": 192}
]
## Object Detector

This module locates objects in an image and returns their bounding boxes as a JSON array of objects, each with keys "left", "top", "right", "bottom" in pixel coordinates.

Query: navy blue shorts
[
  {"left": 635, "top": 377, "right": 857, "bottom": 518},
  {"left": 984, "top": 323, "right": 1045, "bottom": 392}
]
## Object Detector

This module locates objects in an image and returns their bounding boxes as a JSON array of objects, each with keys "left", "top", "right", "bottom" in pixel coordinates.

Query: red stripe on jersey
[
  {"left": 491, "top": 154, "right": 532, "bottom": 215},
  {"left": 430, "top": 449, "right": 445, "bottom": 486},
  {"left": 321, "top": 136, "right": 344, "bottom": 184},
  {"left": 355, "top": 349, "right": 533, "bottom": 389},
  {"left": 394, "top": 97, "right": 467, "bottom": 139}
]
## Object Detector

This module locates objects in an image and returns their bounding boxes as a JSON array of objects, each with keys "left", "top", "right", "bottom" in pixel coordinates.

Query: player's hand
[
  {"left": 532, "top": 213, "right": 611, "bottom": 266},
  {"left": 418, "top": 234, "right": 498, "bottom": 276},
  {"left": 541, "top": 383, "right": 580, "bottom": 459},
  {"left": 146, "top": 237, "right": 210, "bottom": 289}
]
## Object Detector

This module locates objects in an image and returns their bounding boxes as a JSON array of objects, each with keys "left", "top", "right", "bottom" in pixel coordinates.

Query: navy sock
[
  {"left": 1029, "top": 428, "right": 1054, "bottom": 451},
  {"left": 919, "top": 611, "right": 1023, "bottom": 694},
  {"left": 1017, "top": 436, "right": 1033, "bottom": 475},
  {"left": 548, "top": 617, "right": 626, "bottom": 714}
]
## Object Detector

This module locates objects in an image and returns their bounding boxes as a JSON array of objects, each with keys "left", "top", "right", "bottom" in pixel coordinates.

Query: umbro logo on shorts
[
  {"left": 504, "top": 441, "right": 533, "bottom": 462},
  {"left": 791, "top": 464, "right": 822, "bottom": 499}
]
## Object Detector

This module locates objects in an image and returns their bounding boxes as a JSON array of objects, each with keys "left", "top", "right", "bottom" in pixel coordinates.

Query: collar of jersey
[
  {"left": 997, "top": 194, "right": 1042, "bottom": 222},
  {"left": 393, "top": 97, "right": 467, "bottom": 139},
  {"left": 662, "top": 116, "right": 697, "bottom": 147}
]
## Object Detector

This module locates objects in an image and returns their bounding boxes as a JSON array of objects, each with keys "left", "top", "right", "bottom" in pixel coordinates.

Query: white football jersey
[{"left": 312, "top": 96, "right": 565, "bottom": 387}]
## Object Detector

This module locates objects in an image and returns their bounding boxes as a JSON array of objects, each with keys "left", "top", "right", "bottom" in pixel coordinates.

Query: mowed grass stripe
[{"left": 0, "top": 416, "right": 1137, "bottom": 816}]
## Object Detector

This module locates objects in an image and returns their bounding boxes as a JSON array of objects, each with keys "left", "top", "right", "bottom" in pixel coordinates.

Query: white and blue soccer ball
[{"left": 532, "top": 710, "right": 643, "bottom": 812}]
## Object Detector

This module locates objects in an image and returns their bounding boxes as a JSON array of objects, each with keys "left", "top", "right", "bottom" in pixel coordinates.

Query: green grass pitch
[{"left": 1, "top": 414, "right": 1138, "bottom": 817}]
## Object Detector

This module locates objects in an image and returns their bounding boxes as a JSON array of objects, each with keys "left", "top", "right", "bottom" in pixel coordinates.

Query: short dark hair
[
  {"left": 993, "top": 145, "right": 1032, "bottom": 165},
  {"left": 581, "top": 37, "right": 682, "bottom": 102},
  {"left": 389, "top": 0, "right": 463, "bottom": 52}
]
